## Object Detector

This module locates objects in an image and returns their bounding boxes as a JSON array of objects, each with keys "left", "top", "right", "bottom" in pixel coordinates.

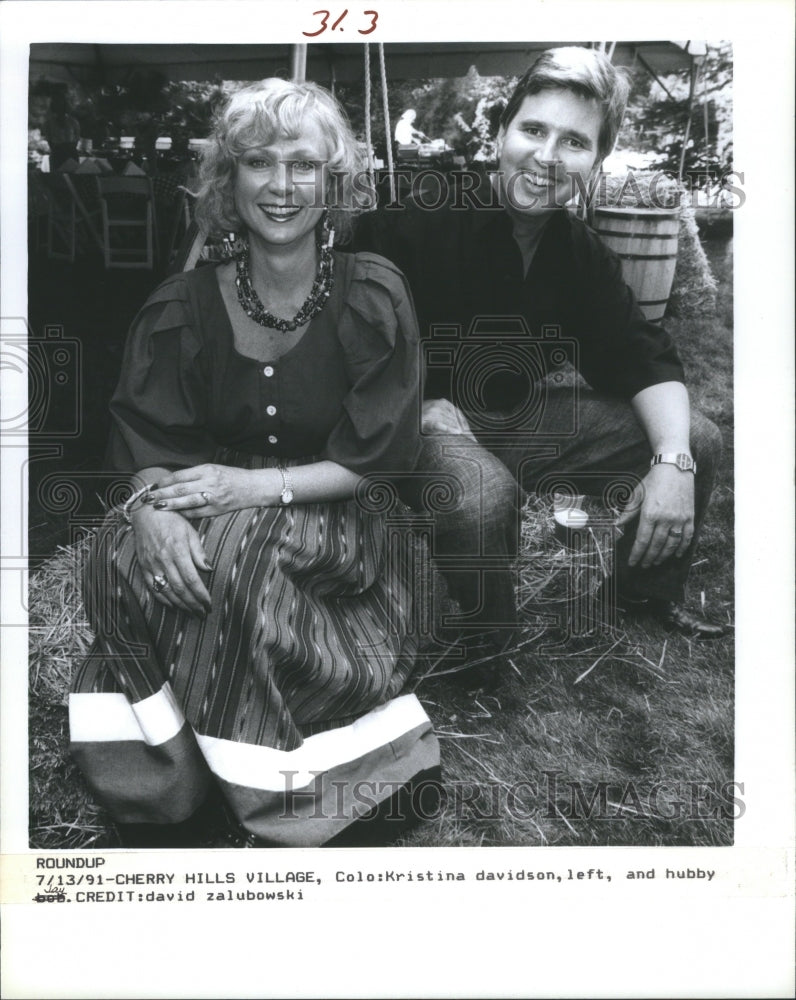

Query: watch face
[
  {"left": 652, "top": 454, "right": 695, "bottom": 474},
  {"left": 281, "top": 487, "right": 294, "bottom": 505}
]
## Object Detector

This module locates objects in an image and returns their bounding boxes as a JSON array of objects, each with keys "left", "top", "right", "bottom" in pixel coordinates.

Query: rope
[
  {"left": 363, "top": 44, "right": 375, "bottom": 193},
  {"left": 702, "top": 60, "right": 710, "bottom": 160},
  {"left": 378, "top": 43, "right": 396, "bottom": 203},
  {"left": 678, "top": 60, "right": 698, "bottom": 183}
]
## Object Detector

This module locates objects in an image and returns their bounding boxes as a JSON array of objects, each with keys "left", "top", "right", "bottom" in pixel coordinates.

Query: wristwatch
[
  {"left": 650, "top": 452, "right": 697, "bottom": 475},
  {"left": 277, "top": 465, "right": 294, "bottom": 505}
]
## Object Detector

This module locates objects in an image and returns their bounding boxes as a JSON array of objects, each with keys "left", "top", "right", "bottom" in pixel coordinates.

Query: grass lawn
[{"left": 28, "top": 229, "right": 735, "bottom": 850}]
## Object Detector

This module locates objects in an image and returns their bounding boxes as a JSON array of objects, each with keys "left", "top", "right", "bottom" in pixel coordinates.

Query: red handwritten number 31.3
[{"left": 302, "top": 9, "right": 379, "bottom": 37}]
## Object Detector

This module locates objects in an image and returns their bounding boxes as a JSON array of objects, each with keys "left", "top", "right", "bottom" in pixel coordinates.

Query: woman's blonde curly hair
[{"left": 194, "top": 79, "right": 374, "bottom": 244}]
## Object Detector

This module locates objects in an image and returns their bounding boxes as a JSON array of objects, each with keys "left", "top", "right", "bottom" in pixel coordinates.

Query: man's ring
[
  {"left": 200, "top": 491, "right": 210, "bottom": 505},
  {"left": 152, "top": 574, "right": 169, "bottom": 593},
  {"left": 669, "top": 528, "right": 683, "bottom": 537}
]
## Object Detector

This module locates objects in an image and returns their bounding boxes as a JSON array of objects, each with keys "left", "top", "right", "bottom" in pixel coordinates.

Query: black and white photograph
[
  {"left": 24, "top": 35, "right": 741, "bottom": 852},
  {"left": 2, "top": 2, "right": 793, "bottom": 998}
]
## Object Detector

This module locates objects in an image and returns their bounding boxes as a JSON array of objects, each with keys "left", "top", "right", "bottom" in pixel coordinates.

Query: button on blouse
[{"left": 106, "top": 252, "right": 422, "bottom": 479}]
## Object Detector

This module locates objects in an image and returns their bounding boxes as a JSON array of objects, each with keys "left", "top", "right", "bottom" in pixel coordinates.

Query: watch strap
[
  {"left": 278, "top": 464, "right": 294, "bottom": 505},
  {"left": 650, "top": 452, "right": 697, "bottom": 474}
]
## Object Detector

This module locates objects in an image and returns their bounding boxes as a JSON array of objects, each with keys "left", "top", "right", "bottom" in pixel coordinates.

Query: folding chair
[
  {"left": 45, "top": 174, "right": 78, "bottom": 261},
  {"left": 28, "top": 172, "right": 51, "bottom": 254},
  {"left": 96, "top": 176, "right": 156, "bottom": 269},
  {"left": 68, "top": 174, "right": 105, "bottom": 252},
  {"left": 152, "top": 174, "right": 196, "bottom": 269}
]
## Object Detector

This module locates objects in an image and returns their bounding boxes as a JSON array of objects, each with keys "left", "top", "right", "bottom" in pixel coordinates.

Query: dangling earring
[
  {"left": 321, "top": 209, "right": 335, "bottom": 249},
  {"left": 224, "top": 231, "right": 245, "bottom": 258}
]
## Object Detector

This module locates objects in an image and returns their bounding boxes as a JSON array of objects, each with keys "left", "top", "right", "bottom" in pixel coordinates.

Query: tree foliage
[
  {"left": 333, "top": 64, "right": 516, "bottom": 162},
  {"left": 619, "top": 42, "right": 733, "bottom": 176},
  {"left": 29, "top": 43, "right": 732, "bottom": 174}
]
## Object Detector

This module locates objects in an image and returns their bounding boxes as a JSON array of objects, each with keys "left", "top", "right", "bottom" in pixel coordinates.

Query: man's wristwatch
[
  {"left": 277, "top": 465, "right": 294, "bottom": 505},
  {"left": 650, "top": 452, "right": 697, "bottom": 475}
]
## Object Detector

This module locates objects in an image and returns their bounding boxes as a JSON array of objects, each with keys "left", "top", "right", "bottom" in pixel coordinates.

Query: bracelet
[{"left": 122, "top": 483, "right": 155, "bottom": 524}]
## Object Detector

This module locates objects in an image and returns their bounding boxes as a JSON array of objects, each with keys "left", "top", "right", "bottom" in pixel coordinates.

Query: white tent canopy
[{"left": 30, "top": 41, "right": 701, "bottom": 87}]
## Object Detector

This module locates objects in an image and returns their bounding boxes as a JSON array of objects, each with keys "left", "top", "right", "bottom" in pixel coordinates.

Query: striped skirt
[{"left": 69, "top": 470, "right": 438, "bottom": 847}]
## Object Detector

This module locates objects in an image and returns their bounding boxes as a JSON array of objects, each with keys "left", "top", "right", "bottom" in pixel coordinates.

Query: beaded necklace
[{"left": 235, "top": 232, "right": 335, "bottom": 333}]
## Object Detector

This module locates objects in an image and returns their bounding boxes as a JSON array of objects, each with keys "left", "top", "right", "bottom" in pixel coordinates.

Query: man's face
[{"left": 496, "top": 88, "right": 602, "bottom": 214}]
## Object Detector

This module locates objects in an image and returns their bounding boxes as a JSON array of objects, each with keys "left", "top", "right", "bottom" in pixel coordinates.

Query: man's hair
[
  {"left": 195, "top": 78, "right": 373, "bottom": 242},
  {"left": 499, "top": 46, "right": 631, "bottom": 161}
]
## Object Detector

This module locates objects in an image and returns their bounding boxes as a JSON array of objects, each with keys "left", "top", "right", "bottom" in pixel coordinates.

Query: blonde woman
[{"left": 70, "top": 80, "right": 439, "bottom": 848}]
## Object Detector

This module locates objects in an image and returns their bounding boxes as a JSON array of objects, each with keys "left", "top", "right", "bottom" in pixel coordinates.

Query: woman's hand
[
  {"left": 130, "top": 505, "right": 212, "bottom": 616},
  {"left": 616, "top": 464, "right": 695, "bottom": 568},
  {"left": 146, "top": 464, "right": 266, "bottom": 519}
]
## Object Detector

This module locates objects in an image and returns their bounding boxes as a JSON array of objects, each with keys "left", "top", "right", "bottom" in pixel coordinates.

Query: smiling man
[{"left": 353, "top": 46, "right": 727, "bottom": 657}]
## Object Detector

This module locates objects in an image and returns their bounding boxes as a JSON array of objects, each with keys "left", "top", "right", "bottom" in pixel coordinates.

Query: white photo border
[{"left": 2, "top": 2, "right": 794, "bottom": 998}]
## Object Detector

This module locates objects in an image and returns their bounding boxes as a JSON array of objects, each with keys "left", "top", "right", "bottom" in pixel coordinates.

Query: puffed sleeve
[
  {"left": 322, "top": 253, "right": 421, "bottom": 477},
  {"left": 573, "top": 221, "right": 685, "bottom": 397},
  {"left": 106, "top": 274, "right": 217, "bottom": 472}
]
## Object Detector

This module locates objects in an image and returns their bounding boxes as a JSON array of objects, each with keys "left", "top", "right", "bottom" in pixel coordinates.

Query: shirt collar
[{"left": 468, "top": 171, "right": 574, "bottom": 239}]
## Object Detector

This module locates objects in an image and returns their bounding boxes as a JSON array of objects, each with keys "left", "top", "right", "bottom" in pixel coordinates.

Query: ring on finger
[
  {"left": 668, "top": 528, "right": 684, "bottom": 537},
  {"left": 200, "top": 491, "right": 211, "bottom": 505},
  {"left": 152, "top": 574, "right": 169, "bottom": 593}
]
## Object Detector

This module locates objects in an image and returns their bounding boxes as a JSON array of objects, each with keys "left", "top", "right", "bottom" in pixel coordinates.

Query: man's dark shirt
[{"left": 349, "top": 184, "right": 685, "bottom": 411}]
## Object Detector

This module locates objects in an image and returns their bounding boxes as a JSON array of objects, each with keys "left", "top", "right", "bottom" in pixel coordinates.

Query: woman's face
[
  {"left": 496, "top": 88, "right": 602, "bottom": 214},
  {"left": 234, "top": 115, "right": 329, "bottom": 251}
]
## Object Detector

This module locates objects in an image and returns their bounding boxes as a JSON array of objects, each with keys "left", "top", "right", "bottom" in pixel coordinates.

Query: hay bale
[
  {"left": 28, "top": 534, "right": 116, "bottom": 849},
  {"left": 29, "top": 536, "right": 94, "bottom": 706},
  {"left": 667, "top": 203, "right": 718, "bottom": 318}
]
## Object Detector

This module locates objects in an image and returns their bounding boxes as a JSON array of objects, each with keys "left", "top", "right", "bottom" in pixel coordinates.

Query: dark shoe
[
  {"left": 114, "top": 788, "right": 237, "bottom": 848},
  {"left": 324, "top": 766, "right": 444, "bottom": 847},
  {"left": 629, "top": 597, "right": 730, "bottom": 639}
]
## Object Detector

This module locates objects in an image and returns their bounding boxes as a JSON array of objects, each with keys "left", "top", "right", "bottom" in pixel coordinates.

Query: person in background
[
  {"left": 353, "top": 46, "right": 728, "bottom": 664},
  {"left": 44, "top": 92, "right": 81, "bottom": 169},
  {"left": 395, "top": 108, "right": 430, "bottom": 146}
]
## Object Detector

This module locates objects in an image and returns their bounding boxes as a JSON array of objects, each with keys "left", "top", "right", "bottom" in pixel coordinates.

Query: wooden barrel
[{"left": 592, "top": 206, "right": 680, "bottom": 321}]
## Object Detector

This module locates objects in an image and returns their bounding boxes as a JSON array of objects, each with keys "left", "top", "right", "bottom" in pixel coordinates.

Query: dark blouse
[
  {"left": 351, "top": 194, "right": 685, "bottom": 407},
  {"left": 107, "top": 252, "right": 421, "bottom": 476}
]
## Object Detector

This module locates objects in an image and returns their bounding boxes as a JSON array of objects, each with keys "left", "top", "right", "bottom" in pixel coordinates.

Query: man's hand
[
  {"left": 421, "top": 398, "right": 476, "bottom": 440},
  {"left": 616, "top": 464, "right": 695, "bottom": 568}
]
